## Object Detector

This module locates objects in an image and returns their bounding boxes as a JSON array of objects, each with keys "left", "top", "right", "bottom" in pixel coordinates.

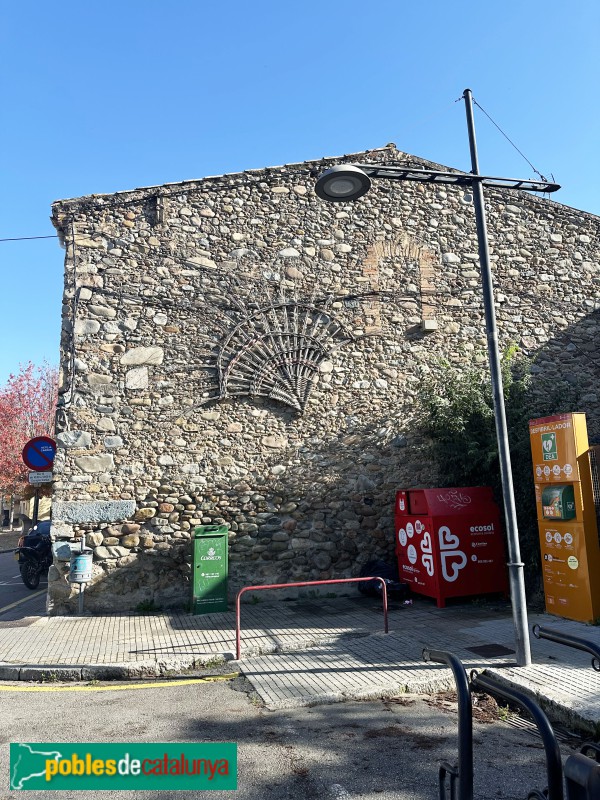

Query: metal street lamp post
[{"left": 314, "top": 89, "right": 560, "bottom": 667}]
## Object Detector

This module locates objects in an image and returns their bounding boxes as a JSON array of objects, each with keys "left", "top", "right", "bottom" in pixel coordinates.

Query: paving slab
[
  {"left": 0, "top": 595, "right": 598, "bottom": 733},
  {"left": 239, "top": 605, "right": 600, "bottom": 734}
]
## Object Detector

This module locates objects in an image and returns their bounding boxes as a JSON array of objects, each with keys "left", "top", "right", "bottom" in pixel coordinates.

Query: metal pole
[
  {"left": 77, "top": 535, "right": 87, "bottom": 616},
  {"left": 463, "top": 88, "right": 531, "bottom": 666},
  {"left": 32, "top": 488, "right": 39, "bottom": 527}
]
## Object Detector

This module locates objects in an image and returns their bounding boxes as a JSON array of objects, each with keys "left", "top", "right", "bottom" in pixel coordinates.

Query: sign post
[{"left": 21, "top": 437, "right": 56, "bottom": 525}]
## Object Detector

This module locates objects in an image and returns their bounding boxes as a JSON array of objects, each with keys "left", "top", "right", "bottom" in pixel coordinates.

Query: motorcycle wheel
[{"left": 20, "top": 561, "right": 41, "bottom": 590}]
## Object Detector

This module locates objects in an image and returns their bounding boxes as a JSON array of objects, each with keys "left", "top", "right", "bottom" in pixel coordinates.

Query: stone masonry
[{"left": 49, "top": 145, "right": 600, "bottom": 614}]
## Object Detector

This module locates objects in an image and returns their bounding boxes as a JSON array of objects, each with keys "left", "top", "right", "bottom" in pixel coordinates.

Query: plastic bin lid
[
  {"left": 194, "top": 524, "right": 228, "bottom": 536},
  {"left": 403, "top": 486, "right": 495, "bottom": 516}
]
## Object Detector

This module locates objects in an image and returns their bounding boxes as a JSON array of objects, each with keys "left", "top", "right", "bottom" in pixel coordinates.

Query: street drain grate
[
  {"left": 504, "top": 713, "right": 579, "bottom": 745},
  {"left": 466, "top": 643, "right": 515, "bottom": 658}
]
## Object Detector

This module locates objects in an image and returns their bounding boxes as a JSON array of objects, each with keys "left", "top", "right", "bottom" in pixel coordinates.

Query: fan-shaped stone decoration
[
  {"left": 215, "top": 299, "right": 355, "bottom": 411},
  {"left": 177, "top": 274, "right": 393, "bottom": 415}
]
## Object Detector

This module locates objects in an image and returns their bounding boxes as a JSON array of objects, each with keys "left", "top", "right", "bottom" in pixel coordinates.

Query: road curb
[
  {"left": 0, "top": 653, "right": 232, "bottom": 682},
  {"left": 483, "top": 668, "right": 600, "bottom": 738},
  {"left": 0, "top": 628, "right": 368, "bottom": 683},
  {"left": 0, "top": 659, "right": 596, "bottom": 736}
]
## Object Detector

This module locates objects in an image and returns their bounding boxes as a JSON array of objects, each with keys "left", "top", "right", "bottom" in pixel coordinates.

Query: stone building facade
[{"left": 48, "top": 145, "right": 600, "bottom": 614}]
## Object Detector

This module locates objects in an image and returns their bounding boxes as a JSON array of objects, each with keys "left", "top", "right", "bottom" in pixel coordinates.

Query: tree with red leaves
[{"left": 0, "top": 363, "right": 58, "bottom": 497}]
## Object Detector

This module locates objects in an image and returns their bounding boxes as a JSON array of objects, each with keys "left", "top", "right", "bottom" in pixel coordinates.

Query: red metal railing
[{"left": 235, "top": 577, "right": 389, "bottom": 660}]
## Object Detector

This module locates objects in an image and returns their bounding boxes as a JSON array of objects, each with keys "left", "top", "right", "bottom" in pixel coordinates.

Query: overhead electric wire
[
  {"left": 0, "top": 235, "right": 58, "bottom": 242},
  {"left": 472, "top": 97, "right": 551, "bottom": 182}
]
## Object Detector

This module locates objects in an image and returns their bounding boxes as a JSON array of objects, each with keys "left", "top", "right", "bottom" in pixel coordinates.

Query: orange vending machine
[{"left": 529, "top": 413, "right": 600, "bottom": 622}]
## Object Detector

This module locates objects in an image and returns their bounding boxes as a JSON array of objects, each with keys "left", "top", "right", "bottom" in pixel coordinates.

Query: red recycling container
[{"left": 395, "top": 487, "right": 508, "bottom": 607}]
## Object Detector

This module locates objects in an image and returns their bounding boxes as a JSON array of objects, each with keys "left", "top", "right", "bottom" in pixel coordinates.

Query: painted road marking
[
  {"left": 0, "top": 589, "right": 46, "bottom": 615},
  {"left": 0, "top": 674, "right": 239, "bottom": 691}
]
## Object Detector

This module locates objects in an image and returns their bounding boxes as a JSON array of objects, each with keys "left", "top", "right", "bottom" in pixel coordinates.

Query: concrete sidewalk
[{"left": 1, "top": 595, "right": 599, "bottom": 733}]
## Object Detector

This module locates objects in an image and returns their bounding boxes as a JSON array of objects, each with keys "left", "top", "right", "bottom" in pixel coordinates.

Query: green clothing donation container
[{"left": 191, "top": 525, "right": 229, "bottom": 614}]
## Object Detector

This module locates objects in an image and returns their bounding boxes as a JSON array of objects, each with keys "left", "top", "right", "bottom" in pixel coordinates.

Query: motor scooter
[{"left": 15, "top": 520, "right": 52, "bottom": 589}]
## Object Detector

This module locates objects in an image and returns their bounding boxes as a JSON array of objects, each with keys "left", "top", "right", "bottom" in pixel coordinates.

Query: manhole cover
[{"left": 466, "top": 643, "right": 515, "bottom": 658}]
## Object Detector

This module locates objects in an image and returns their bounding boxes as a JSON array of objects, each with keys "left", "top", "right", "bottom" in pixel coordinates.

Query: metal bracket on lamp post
[
  {"left": 314, "top": 89, "right": 560, "bottom": 667},
  {"left": 317, "top": 164, "right": 559, "bottom": 195}
]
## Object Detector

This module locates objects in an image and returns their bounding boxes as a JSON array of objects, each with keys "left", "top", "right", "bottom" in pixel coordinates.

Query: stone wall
[{"left": 48, "top": 145, "right": 600, "bottom": 613}]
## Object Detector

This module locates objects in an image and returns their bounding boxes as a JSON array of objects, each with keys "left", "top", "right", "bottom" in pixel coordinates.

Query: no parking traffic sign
[{"left": 22, "top": 436, "right": 56, "bottom": 472}]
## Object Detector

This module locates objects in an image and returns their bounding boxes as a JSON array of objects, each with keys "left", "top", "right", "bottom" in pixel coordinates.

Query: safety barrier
[
  {"left": 533, "top": 624, "right": 600, "bottom": 672},
  {"left": 532, "top": 623, "right": 600, "bottom": 797},
  {"left": 235, "top": 577, "right": 388, "bottom": 660},
  {"left": 470, "top": 670, "right": 564, "bottom": 800},
  {"left": 421, "top": 645, "right": 600, "bottom": 800},
  {"left": 422, "top": 649, "right": 473, "bottom": 800}
]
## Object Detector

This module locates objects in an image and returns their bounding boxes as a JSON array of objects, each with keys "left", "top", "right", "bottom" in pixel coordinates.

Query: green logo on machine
[{"left": 542, "top": 433, "right": 558, "bottom": 461}]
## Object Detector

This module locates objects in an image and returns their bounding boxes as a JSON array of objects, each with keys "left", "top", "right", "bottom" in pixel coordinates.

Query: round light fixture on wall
[{"left": 314, "top": 165, "right": 372, "bottom": 202}]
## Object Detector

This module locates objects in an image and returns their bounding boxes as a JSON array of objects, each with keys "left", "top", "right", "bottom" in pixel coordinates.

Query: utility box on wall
[
  {"left": 394, "top": 487, "right": 508, "bottom": 608},
  {"left": 529, "top": 413, "right": 600, "bottom": 623}
]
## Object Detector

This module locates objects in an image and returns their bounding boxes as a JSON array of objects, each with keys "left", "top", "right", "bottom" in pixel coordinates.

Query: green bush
[{"left": 415, "top": 346, "right": 580, "bottom": 597}]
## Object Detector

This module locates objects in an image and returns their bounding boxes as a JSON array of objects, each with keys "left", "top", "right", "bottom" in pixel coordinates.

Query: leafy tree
[
  {"left": 0, "top": 363, "right": 58, "bottom": 498},
  {"left": 415, "top": 347, "right": 580, "bottom": 595}
]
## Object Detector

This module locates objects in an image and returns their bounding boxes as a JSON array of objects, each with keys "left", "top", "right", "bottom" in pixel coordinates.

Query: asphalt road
[
  {"left": 0, "top": 676, "right": 581, "bottom": 800},
  {"left": 0, "top": 551, "right": 47, "bottom": 622}
]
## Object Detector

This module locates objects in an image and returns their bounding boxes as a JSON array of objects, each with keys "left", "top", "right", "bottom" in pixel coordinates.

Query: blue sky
[{"left": 1, "top": 1, "right": 598, "bottom": 385}]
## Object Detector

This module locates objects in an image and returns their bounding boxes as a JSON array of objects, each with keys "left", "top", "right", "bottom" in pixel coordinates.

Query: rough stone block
[
  {"left": 106, "top": 546, "right": 129, "bottom": 558},
  {"left": 56, "top": 430, "right": 92, "bottom": 449},
  {"left": 97, "top": 417, "right": 116, "bottom": 432},
  {"left": 74, "top": 319, "right": 101, "bottom": 335},
  {"left": 125, "top": 366, "right": 149, "bottom": 389},
  {"left": 74, "top": 454, "right": 115, "bottom": 473},
  {"left": 53, "top": 501, "right": 135, "bottom": 523},
  {"left": 88, "top": 304, "right": 117, "bottom": 319},
  {"left": 120, "top": 346, "right": 164, "bottom": 366},
  {"left": 121, "top": 523, "right": 140, "bottom": 535}
]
